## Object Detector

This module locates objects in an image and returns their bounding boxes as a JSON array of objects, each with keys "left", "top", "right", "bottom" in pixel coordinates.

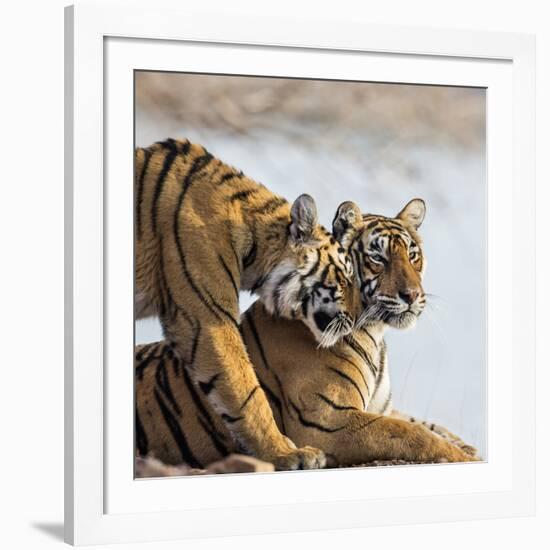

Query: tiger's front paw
[{"left": 272, "top": 446, "right": 326, "bottom": 471}]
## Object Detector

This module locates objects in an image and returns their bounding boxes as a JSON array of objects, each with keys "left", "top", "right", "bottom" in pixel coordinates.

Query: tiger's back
[{"left": 135, "top": 138, "right": 292, "bottom": 319}]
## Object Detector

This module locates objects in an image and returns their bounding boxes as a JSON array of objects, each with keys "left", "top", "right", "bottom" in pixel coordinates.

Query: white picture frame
[{"left": 65, "top": 0, "right": 535, "bottom": 545}]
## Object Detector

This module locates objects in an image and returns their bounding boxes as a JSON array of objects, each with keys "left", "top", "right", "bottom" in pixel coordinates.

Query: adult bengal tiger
[
  {"left": 135, "top": 138, "right": 360, "bottom": 470},
  {"left": 135, "top": 199, "right": 478, "bottom": 470}
]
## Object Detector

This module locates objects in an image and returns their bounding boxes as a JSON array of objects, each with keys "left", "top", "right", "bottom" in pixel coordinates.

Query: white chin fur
[{"left": 386, "top": 312, "right": 418, "bottom": 330}]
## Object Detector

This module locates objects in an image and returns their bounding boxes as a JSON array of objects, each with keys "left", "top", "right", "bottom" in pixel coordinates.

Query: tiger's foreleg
[
  {"left": 285, "top": 409, "right": 478, "bottom": 466},
  {"left": 164, "top": 313, "right": 325, "bottom": 471}
]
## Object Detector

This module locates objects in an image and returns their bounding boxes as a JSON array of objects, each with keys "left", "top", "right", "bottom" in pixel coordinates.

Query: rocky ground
[{"left": 135, "top": 448, "right": 476, "bottom": 478}]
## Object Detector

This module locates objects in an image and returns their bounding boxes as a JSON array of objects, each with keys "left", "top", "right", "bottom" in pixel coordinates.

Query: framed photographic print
[{"left": 65, "top": 1, "right": 535, "bottom": 545}]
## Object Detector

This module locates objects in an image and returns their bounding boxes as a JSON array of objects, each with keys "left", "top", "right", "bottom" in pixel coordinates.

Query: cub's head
[
  {"left": 260, "top": 194, "right": 361, "bottom": 347},
  {"left": 333, "top": 198, "right": 427, "bottom": 330}
]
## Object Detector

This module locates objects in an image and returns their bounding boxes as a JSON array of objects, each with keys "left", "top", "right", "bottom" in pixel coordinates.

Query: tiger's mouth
[
  {"left": 382, "top": 310, "right": 419, "bottom": 329},
  {"left": 357, "top": 301, "right": 423, "bottom": 330}
]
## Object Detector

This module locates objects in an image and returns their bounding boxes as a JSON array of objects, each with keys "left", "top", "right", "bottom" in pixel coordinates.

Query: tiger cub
[
  {"left": 135, "top": 138, "right": 359, "bottom": 470},
  {"left": 135, "top": 200, "right": 477, "bottom": 470}
]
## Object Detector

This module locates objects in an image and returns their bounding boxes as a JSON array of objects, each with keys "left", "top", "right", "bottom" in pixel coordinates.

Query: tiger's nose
[{"left": 399, "top": 289, "right": 419, "bottom": 304}]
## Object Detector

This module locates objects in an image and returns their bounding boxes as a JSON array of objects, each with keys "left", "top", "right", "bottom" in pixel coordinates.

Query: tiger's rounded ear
[
  {"left": 332, "top": 201, "right": 362, "bottom": 242},
  {"left": 397, "top": 198, "right": 426, "bottom": 230},
  {"left": 290, "top": 194, "right": 318, "bottom": 242}
]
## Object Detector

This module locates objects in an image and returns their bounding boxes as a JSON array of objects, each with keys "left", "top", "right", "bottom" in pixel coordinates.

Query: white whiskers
[
  {"left": 356, "top": 302, "right": 383, "bottom": 329},
  {"left": 317, "top": 314, "right": 354, "bottom": 348}
]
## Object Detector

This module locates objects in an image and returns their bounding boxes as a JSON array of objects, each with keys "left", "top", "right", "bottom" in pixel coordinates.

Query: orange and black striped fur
[
  {"left": 135, "top": 138, "right": 360, "bottom": 470},
  {"left": 135, "top": 201, "right": 477, "bottom": 470}
]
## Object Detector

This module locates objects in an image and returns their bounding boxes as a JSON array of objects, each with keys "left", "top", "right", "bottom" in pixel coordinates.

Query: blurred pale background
[{"left": 134, "top": 72, "right": 487, "bottom": 458}]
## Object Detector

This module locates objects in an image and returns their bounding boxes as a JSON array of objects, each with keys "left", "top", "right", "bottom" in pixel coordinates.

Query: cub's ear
[
  {"left": 397, "top": 198, "right": 426, "bottom": 230},
  {"left": 290, "top": 194, "right": 318, "bottom": 242},
  {"left": 332, "top": 201, "right": 362, "bottom": 242}
]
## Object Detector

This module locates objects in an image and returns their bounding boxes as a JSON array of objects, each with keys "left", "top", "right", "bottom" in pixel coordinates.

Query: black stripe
[
  {"left": 135, "top": 342, "right": 166, "bottom": 381},
  {"left": 135, "top": 341, "right": 158, "bottom": 362},
  {"left": 327, "top": 366, "right": 366, "bottom": 409},
  {"left": 289, "top": 400, "right": 345, "bottom": 433},
  {"left": 347, "top": 229, "right": 364, "bottom": 253},
  {"left": 155, "top": 137, "right": 180, "bottom": 150},
  {"left": 250, "top": 274, "right": 267, "bottom": 293},
  {"left": 360, "top": 327, "right": 379, "bottom": 350},
  {"left": 154, "top": 387, "right": 202, "bottom": 468},
  {"left": 319, "top": 264, "right": 331, "bottom": 285},
  {"left": 170, "top": 352, "right": 182, "bottom": 377},
  {"left": 219, "top": 170, "right": 243, "bottom": 184},
  {"left": 155, "top": 358, "right": 182, "bottom": 416},
  {"left": 221, "top": 413, "right": 244, "bottom": 424},
  {"left": 181, "top": 367, "right": 215, "bottom": 428},
  {"left": 349, "top": 414, "right": 385, "bottom": 435},
  {"left": 367, "top": 227, "right": 388, "bottom": 238},
  {"left": 327, "top": 349, "right": 370, "bottom": 395},
  {"left": 181, "top": 140, "right": 191, "bottom": 155},
  {"left": 249, "top": 196, "right": 288, "bottom": 215},
  {"left": 150, "top": 140, "right": 180, "bottom": 235},
  {"left": 244, "top": 310, "right": 271, "bottom": 371},
  {"left": 229, "top": 189, "right": 258, "bottom": 202},
  {"left": 136, "top": 148, "right": 152, "bottom": 240},
  {"left": 197, "top": 415, "right": 229, "bottom": 457},
  {"left": 301, "top": 249, "right": 321, "bottom": 279},
  {"left": 380, "top": 391, "right": 392, "bottom": 414},
  {"left": 240, "top": 385, "right": 261, "bottom": 411},
  {"left": 198, "top": 373, "right": 220, "bottom": 395},
  {"left": 258, "top": 379, "right": 285, "bottom": 432},
  {"left": 243, "top": 241, "right": 257, "bottom": 268},
  {"left": 158, "top": 238, "right": 198, "bottom": 331},
  {"left": 180, "top": 366, "right": 229, "bottom": 455},
  {"left": 364, "top": 219, "right": 383, "bottom": 232},
  {"left": 382, "top": 221, "right": 407, "bottom": 232},
  {"left": 315, "top": 393, "right": 359, "bottom": 411},
  {"left": 135, "top": 407, "right": 149, "bottom": 456},
  {"left": 218, "top": 254, "right": 239, "bottom": 299},
  {"left": 352, "top": 249, "right": 362, "bottom": 273},
  {"left": 243, "top": 309, "right": 288, "bottom": 432},
  {"left": 344, "top": 335, "right": 377, "bottom": 377},
  {"left": 172, "top": 153, "right": 223, "bottom": 322},
  {"left": 301, "top": 294, "right": 310, "bottom": 318},
  {"left": 370, "top": 340, "right": 387, "bottom": 402},
  {"left": 189, "top": 322, "right": 202, "bottom": 365},
  {"left": 203, "top": 287, "right": 240, "bottom": 329}
]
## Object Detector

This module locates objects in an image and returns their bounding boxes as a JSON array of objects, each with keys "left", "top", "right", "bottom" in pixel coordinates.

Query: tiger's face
[
  {"left": 333, "top": 199, "right": 427, "bottom": 330},
  {"left": 260, "top": 196, "right": 360, "bottom": 347}
]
